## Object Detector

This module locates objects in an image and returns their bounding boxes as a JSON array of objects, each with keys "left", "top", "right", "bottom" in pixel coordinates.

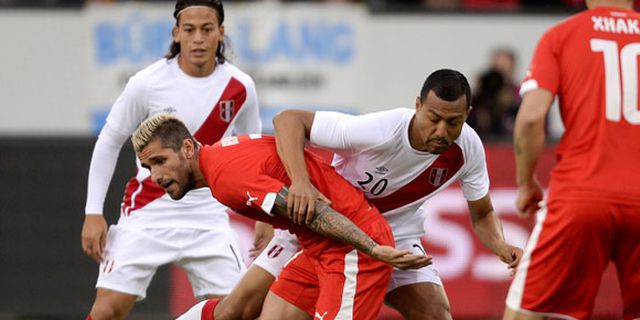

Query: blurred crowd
[
  {"left": 2, "top": 0, "right": 629, "bottom": 9},
  {"left": 468, "top": 48, "right": 520, "bottom": 141},
  {"left": 2, "top": 0, "right": 630, "bottom": 142}
]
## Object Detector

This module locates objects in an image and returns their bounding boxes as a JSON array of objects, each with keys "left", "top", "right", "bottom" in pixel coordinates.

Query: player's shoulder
[
  {"left": 547, "top": 7, "right": 632, "bottom": 36},
  {"left": 379, "top": 107, "right": 413, "bottom": 117},
  {"left": 217, "top": 62, "right": 256, "bottom": 87},
  {"left": 534, "top": 10, "right": 588, "bottom": 42},
  {"left": 460, "top": 123, "right": 483, "bottom": 142},
  {"left": 364, "top": 107, "right": 412, "bottom": 133},
  {"left": 457, "top": 123, "right": 485, "bottom": 153},
  {"left": 364, "top": 107, "right": 413, "bottom": 124},
  {"left": 137, "top": 58, "right": 172, "bottom": 78},
  {"left": 127, "top": 58, "right": 172, "bottom": 86}
]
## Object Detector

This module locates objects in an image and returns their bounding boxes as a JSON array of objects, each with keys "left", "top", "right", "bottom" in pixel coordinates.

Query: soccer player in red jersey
[
  {"left": 132, "top": 113, "right": 431, "bottom": 320},
  {"left": 82, "top": 1, "right": 262, "bottom": 319},
  {"left": 505, "top": 1, "right": 640, "bottom": 319},
  {"left": 178, "top": 69, "right": 524, "bottom": 320}
]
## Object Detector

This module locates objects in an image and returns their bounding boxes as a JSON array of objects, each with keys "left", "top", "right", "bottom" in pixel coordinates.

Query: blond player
[
  {"left": 178, "top": 69, "right": 523, "bottom": 320},
  {"left": 81, "top": 1, "right": 261, "bottom": 319}
]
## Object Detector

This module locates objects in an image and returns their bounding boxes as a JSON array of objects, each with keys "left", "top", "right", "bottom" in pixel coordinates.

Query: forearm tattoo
[{"left": 272, "top": 187, "right": 377, "bottom": 255}]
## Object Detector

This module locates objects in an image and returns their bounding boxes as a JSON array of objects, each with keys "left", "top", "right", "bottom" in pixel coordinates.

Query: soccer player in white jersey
[
  {"left": 178, "top": 69, "right": 523, "bottom": 320},
  {"left": 80, "top": 1, "right": 261, "bottom": 319}
]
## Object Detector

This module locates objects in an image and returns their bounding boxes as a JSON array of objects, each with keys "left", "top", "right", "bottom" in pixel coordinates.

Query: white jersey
[
  {"left": 85, "top": 57, "right": 261, "bottom": 229},
  {"left": 310, "top": 108, "right": 488, "bottom": 240}
]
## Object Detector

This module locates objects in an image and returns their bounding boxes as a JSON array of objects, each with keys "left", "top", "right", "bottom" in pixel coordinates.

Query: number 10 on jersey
[{"left": 591, "top": 39, "right": 640, "bottom": 124}]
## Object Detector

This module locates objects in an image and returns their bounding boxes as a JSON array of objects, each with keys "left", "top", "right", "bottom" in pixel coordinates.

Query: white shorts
[
  {"left": 96, "top": 225, "right": 246, "bottom": 300},
  {"left": 252, "top": 229, "right": 301, "bottom": 277},
  {"left": 387, "top": 237, "right": 443, "bottom": 292},
  {"left": 253, "top": 231, "right": 442, "bottom": 292}
]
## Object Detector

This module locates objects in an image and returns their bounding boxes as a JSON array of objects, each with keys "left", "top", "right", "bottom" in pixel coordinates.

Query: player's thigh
[
  {"left": 260, "top": 291, "right": 311, "bottom": 320},
  {"left": 96, "top": 226, "right": 176, "bottom": 299},
  {"left": 90, "top": 288, "right": 137, "bottom": 320},
  {"left": 506, "top": 201, "right": 612, "bottom": 319},
  {"left": 385, "top": 282, "right": 451, "bottom": 320},
  {"left": 316, "top": 249, "right": 391, "bottom": 320},
  {"left": 178, "top": 228, "right": 246, "bottom": 297},
  {"left": 269, "top": 252, "right": 319, "bottom": 316},
  {"left": 613, "top": 203, "right": 640, "bottom": 319},
  {"left": 215, "top": 265, "right": 276, "bottom": 320},
  {"left": 384, "top": 237, "right": 451, "bottom": 319}
]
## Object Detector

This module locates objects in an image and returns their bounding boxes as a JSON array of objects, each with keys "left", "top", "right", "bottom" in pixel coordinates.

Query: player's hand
[
  {"left": 81, "top": 214, "right": 107, "bottom": 263},
  {"left": 515, "top": 178, "right": 544, "bottom": 218},
  {"left": 497, "top": 243, "right": 523, "bottom": 276},
  {"left": 370, "top": 245, "right": 433, "bottom": 270},
  {"left": 287, "top": 179, "right": 331, "bottom": 225},
  {"left": 249, "top": 221, "right": 274, "bottom": 260}
]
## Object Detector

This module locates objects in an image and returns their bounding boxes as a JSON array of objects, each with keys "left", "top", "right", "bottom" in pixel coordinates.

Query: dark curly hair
[{"left": 165, "top": 0, "right": 228, "bottom": 64}]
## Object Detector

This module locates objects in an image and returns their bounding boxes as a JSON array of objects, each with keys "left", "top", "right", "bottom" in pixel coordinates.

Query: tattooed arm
[
  {"left": 513, "top": 89, "right": 554, "bottom": 217},
  {"left": 271, "top": 187, "right": 432, "bottom": 269}
]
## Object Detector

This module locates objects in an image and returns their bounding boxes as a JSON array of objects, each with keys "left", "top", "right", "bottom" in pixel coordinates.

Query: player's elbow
[
  {"left": 514, "top": 107, "right": 546, "bottom": 136},
  {"left": 515, "top": 89, "right": 554, "bottom": 129},
  {"left": 272, "top": 109, "right": 296, "bottom": 129},
  {"left": 272, "top": 109, "right": 314, "bottom": 135}
]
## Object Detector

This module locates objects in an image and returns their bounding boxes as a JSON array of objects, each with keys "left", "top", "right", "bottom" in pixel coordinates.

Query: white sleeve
[
  {"left": 459, "top": 128, "right": 490, "bottom": 201},
  {"left": 85, "top": 75, "right": 148, "bottom": 215},
  {"left": 84, "top": 123, "right": 129, "bottom": 214},
  {"left": 104, "top": 74, "right": 149, "bottom": 137},
  {"left": 232, "top": 78, "right": 262, "bottom": 135},
  {"left": 309, "top": 110, "right": 399, "bottom": 152}
]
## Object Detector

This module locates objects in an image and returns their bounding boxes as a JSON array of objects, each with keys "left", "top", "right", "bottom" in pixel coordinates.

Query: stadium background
[{"left": 0, "top": 1, "right": 629, "bottom": 319}]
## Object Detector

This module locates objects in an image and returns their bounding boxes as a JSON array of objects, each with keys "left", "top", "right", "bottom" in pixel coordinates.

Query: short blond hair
[{"left": 132, "top": 113, "right": 193, "bottom": 153}]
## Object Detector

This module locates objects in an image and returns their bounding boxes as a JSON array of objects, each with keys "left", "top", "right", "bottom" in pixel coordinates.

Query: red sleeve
[
  {"left": 521, "top": 29, "right": 561, "bottom": 96},
  {"left": 200, "top": 144, "right": 286, "bottom": 219},
  {"left": 214, "top": 171, "right": 285, "bottom": 217}
]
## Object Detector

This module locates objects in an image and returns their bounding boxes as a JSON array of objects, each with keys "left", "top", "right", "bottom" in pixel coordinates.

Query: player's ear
[
  {"left": 172, "top": 25, "right": 179, "bottom": 43},
  {"left": 415, "top": 96, "right": 423, "bottom": 112},
  {"left": 183, "top": 138, "right": 195, "bottom": 159}
]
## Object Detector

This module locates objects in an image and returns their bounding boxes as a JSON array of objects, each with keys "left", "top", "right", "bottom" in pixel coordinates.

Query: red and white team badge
[
  {"left": 267, "top": 244, "right": 284, "bottom": 258},
  {"left": 428, "top": 167, "right": 448, "bottom": 187},
  {"left": 219, "top": 100, "right": 235, "bottom": 123}
]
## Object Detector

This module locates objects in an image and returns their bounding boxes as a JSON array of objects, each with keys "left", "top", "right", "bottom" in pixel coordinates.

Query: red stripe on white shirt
[{"left": 368, "top": 143, "right": 464, "bottom": 213}]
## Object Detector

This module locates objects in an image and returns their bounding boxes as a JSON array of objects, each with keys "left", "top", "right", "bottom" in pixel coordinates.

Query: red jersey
[
  {"left": 198, "top": 134, "right": 387, "bottom": 256},
  {"left": 521, "top": 6, "right": 640, "bottom": 204}
]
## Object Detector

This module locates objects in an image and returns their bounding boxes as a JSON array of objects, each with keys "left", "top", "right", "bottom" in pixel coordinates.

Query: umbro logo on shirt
[
  {"left": 375, "top": 166, "right": 388, "bottom": 175},
  {"left": 162, "top": 107, "right": 177, "bottom": 113}
]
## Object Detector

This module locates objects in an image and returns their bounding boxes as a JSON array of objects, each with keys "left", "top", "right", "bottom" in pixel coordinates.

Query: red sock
[
  {"left": 201, "top": 298, "right": 220, "bottom": 320},
  {"left": 85, "top": 316, "right": 93, "bottom": 320}
]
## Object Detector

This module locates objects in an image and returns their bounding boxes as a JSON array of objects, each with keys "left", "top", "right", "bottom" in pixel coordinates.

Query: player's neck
[
  {"left": 407, "top": 116, "right": 425, "bottom": 151},
  {"left": 177, "top": 55, "right": 217, "bottom": 78},
  {"left": 191, "top": 148, "right": 208, "bottom": 188},
  {"left": 587, "top": 0, "right": 633, "bottom": 10}
]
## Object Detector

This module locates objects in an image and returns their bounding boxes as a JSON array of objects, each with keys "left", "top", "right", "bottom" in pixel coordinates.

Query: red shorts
[
  {"left": 270, "top": 218, "right": 394, "bottom": 320},
  {"left": 506, "top": 199, "right": 640, "bottom": 319}
]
